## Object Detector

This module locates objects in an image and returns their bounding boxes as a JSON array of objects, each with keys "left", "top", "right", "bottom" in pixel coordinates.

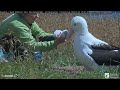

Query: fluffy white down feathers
[{"left": 71, "top": 16, "right": 112, "bottom": 70}]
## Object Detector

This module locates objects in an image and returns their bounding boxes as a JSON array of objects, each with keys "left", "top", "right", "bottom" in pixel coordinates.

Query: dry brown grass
[{"left": 88, "top": 18, "right": 120, "bottom": 46}]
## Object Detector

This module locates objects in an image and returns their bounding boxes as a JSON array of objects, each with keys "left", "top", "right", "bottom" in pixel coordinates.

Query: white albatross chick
[{"left": 66, "top": 16, "right": 120, "bottom": 71}]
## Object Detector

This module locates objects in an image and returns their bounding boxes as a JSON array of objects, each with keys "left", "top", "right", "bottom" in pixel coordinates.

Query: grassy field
[{"left": 0, "top": 11, "right": 120, "bottom": 79}]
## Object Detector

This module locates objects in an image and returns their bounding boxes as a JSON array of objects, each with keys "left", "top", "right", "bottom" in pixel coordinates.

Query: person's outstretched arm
[{"left": 10, "top": 21, "right": 65, "bottom": 52}]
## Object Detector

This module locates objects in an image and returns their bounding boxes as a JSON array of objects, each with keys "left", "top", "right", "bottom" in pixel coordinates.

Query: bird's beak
[{"left": 65, "top": 29, "right": 74, "bottom": 42}]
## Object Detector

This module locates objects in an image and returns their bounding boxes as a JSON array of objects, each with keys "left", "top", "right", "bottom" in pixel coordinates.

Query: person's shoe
[
  {"left": 61, "top": 29, "right": 68, "bottom": 38},
  {"left": 54, "top": 29, "right": 68, "bottom": 38},
  {"left": 54, "top": 30, "right": 63, "bottom": 37}
]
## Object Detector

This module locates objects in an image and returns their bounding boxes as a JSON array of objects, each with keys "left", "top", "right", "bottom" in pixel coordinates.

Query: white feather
[{"left": 71, "top": 16, "right": 106, "bottom": 70}]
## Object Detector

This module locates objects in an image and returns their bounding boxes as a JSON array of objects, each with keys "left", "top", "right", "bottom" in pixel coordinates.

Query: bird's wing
[
  {"left": 91, "top": 44, "right": 120, "bottom": 50},
  {"left": 82, "top": 48, "right": 100, "bottom": 70},
  {"left": 78, "top": 43, "right": 100, "bottom": 70},
  {"left": 88, "top": 34, "right": 120, "bottom": 50},
  {"left": 89, "top": 49, "right": 120, "bottom": 65}
]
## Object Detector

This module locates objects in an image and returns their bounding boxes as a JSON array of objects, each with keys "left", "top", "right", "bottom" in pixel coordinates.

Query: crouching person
[{"left": 0, "top": 12, "right": 68, "bottom": 62}]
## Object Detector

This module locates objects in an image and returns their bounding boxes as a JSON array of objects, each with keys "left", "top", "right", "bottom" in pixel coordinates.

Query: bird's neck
[{"left": 77, "top": 29, "right": 89, "bottom": 36}]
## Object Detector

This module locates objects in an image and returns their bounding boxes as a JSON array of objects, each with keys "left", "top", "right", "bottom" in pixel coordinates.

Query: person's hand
[
  {"left": 65, "top": 28, "right": 74, "bottom": 42},
  {"left": 55, "top": 33, "right": 66, "bottom": 45}
]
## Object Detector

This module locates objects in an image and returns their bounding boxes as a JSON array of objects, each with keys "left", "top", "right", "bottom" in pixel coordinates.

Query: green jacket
[{"left": 0, "top": 13, "right": 57, "bottom": 52}]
